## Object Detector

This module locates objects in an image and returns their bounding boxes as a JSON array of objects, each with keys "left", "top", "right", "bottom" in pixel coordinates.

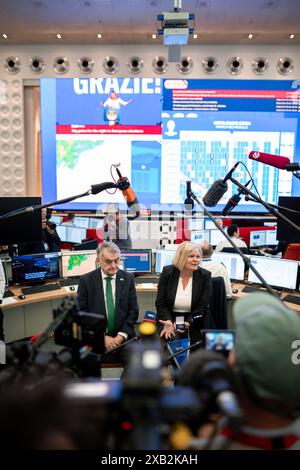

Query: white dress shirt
[
  {"left": 215, "top": 237, "right": 247, "bottom": 252},
  {"left": 101, "top": 269, "right": 128, "bottom": 339},
  {"left": 173, "top": 277, "right": 192, "bottom": 313}
]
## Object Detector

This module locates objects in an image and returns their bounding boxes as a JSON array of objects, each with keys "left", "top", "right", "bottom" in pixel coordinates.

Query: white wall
[{"left": 0, "top": 43, "right": 299, "bottom": 198}]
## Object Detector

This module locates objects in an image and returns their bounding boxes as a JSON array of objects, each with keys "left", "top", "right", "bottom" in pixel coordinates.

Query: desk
[
  {"left": 231, "top": 282, "right": 300, "bottom": 313},
  {"left": 2, "top": 281, "right": 299, "bottom": 343}
]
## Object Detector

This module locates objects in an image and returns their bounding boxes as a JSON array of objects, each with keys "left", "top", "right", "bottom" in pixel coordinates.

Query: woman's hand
[
  {"left": 175, "top": 321, "right": 190, "bottom": 334},
  {"left": 159, "top": 320, "right": 176, "bottom": 340}
]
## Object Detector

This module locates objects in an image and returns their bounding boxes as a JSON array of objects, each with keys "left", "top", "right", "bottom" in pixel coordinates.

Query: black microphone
[
  {"left": 90, "top": 181, "right": 118, "bottom": 195},
  {"left": 116, "top": 168, "right": 140, "bottom": 218},
  {"left": 184, "top": 180, "right": 194, "bottom": 210},
  {"left": 222, "top": 180, "right": 251, "bottom": 216},
  {"left": 202, "top": 162, "right": 239, "bottom": 207}
]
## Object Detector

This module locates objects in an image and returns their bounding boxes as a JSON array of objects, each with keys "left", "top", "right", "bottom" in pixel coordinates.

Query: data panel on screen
[
  {"left": 61, "top": 251, "right": 97, "bottom": 278},
  {"left": 155, "top": 248, "right": 177, "bottom": 273},
  {"left": 248, "top": 256, "right": 298, "bottom": 290},
  {"left": 120, "top": 249, "right": 152, "bottom": 273},
  {"left": 40, "top": 78, "right": 300, "bottom": 212}
]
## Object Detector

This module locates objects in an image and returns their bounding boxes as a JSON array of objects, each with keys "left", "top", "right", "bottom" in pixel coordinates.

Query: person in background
[
  {"left": 155, "top": 241, "right": 211, "bottom": 346},
  {"left": 18, "top": 208, "right": 61, "bottom": 255},
  {"left": 200, "top": 241, "right": 232, "bottom": 298},
  {"left": 77, "top": 241, "right": 139, "bottom": 366},
  {"left": 223, "top": 292, "right": 300, "bottom": 449},
  {"left": 103, "top": 204, "right": 132, "bottom": 250},
  {"left": 215, "top": 224, "right": 247, "bottom": 253}
]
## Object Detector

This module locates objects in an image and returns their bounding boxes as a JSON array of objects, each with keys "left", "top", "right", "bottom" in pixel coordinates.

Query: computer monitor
[
  {"left": 188, "top": 218, "right": 204, "bottom": 231},
  {"left": 211, "top": 252, "right": 245, "bottom": 281},
  {"left": 248, "top": 256, "right": 299, "bottom": 290},
  {"left": 249, "top": 230, "right": 266, "bottom": 248},
  {"left": 0, "top": 197, "right": 42, "bottom": 245},
  {"left": 12, "top": 253, "right": 60, "bottom": 285},
  {"left": 74, "top": 216, "right": 90, "bottom": 229},
  {"left": 65, "top": 227, "right": 87, "bottom": 244},
  {"left": 265, "top": 229, "right": 277, "bottom": 246},
  {"left": 210, "top": 229, "right": 227, "bottom": 246},
  {"left": 277, "top": 197, "right": 300, "bottom": 243},
  {"left": 61, "top": 250, "right": 97, "bottom": 278},
  {"left": 204, "top": 219, "right": 219, "bottom": 230},
  {"left": 89, "top": 218, "right": 102, "bottom": 229},
  {"left": 155, "top": 248, "right": 177, "bottom": 274},
  {"left": 56, "top": 226, "right": 67, "bottom": 240},
  {"left": 73, "top": 239, "right": 98, "bottom": 251},
  {"left": 190, "top": 230, "right": 210, "bottom": 244},
  {"left": 1, "top": 259, "right": 8, "bottom": 287},
  {"left": 120, "top": 249, "right": 152, "bottom": 274}
]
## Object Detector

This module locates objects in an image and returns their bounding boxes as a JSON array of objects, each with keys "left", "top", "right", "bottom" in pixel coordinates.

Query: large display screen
[{"left": 40, "top": 78, "right": 300, "bottom": 213}]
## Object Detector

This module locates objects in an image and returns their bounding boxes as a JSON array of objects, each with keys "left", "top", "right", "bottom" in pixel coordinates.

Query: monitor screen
[
  {"left": 40, "top": 78, "right": 300, "bottom": 213},
  {"left": 249, "top": 230, "right": 266, "bottom": 247},
  {"left": 61, "top": 251, "right": 97, "bottom": 278},
  {"left": 56, "top": 226, "right": 86, "bottom": 243},
  {"left": 248, "top": 256, "right": 299, "bottom": 290},
  {"left": 190, "top": 230, "right": 210, "bottom": 244},
  {"left": 120, "top": 249, "right": 152, "bottom": 273},
  {"left": 74, "top": 217, "right": 90, "bottom": 229},
  {"left": 211, "top": 252, "right": 245, "bottom": 281},
  {"left": 89, "top": 218, "right": 102, "bottom": 229},
  {"left": 0, "top": 197, "right": 42, "bottom": 245},
  {"left": 188, "top": 219, "right": 204, "bottom": 231},
  {"left": 210, "top": 229, "right": 227, "bottom": 246},
  {"left": 265, "top": 229, "right": 277, "bottom": 245},
  {"left": 277, "top": 197, "right": 300, "bottom": 243},
  {"left": 12, "top": 253, "right": 60, "bottom": 285},
  {"left": 1, "top": 260, "right": 8, "bottom": 287},
  {"left": 155, "top": 248, "right": 177, "bottom": 273}
]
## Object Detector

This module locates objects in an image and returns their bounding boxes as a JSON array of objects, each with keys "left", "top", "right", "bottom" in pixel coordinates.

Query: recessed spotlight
[
  {"left": 97, "top": 33, "right": 102, "bottom": 39},
  {"left": 56, "top": 33, "right": 62, "bottom": 39},
  {"left": 290, "top": 34, "right": 295, "bottom": 39},
  {"left": 2, "top": 33, "right": 8, "bottom": 39},
  {"left": 248, "top": 33, "right": 253, "bottom": 39},
  {"left": 193, "top": 34, "right": 198, "bottom": 39},
  {"left": 152, "top": 34, "right": 157, "bottom": 39}
]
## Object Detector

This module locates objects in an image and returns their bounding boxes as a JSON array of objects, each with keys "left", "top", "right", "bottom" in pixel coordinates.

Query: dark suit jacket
[
  {"left": 155, "top": 265, "right": 211, "bottom": 342},
  {"left": 77, "top": 268, "right": 139, "bottom": 338}
]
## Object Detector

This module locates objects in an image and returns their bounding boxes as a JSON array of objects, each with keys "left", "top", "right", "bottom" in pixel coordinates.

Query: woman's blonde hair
[{"left": 172, "top": 241, "right": 202, "bottom": 271}]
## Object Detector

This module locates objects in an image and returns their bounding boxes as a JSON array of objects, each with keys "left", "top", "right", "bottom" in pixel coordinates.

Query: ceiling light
[
  {"left": 2, "top": 33, "right": 8, "bottom": 39},
  {"left": 248, "top": 33, "right": 253, "bottom": 39},
  {"left": 290, "top": 34, "right": 295, "bottom": 39},
  {"left": 57, "top": 33, "right": 62, "bottom": 39},
  {"left": 193, "top": 34, "right": 198, "bottom": 39},
  {"left": 97, "top": 33, "right": 102, "bottom": 39},
  {"left": 152, "top": 34, "right": 157, "bottom": 39}
]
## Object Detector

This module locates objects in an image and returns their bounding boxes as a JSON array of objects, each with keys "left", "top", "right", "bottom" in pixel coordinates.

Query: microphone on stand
[
  {"left": 115, "top": 168, "right": 140, "bottom": 219},
  {"left": 249, "top": 151, "right": 300, "bottom": 171},
  {"left": 184, "top": 181, "right": 194, "bottom": 210},
  {"left": 222, "top": 180, "right": 251, "bottom": 216},
  {"left": 202, "top": 162, "right": 239, "bottom": 207}
]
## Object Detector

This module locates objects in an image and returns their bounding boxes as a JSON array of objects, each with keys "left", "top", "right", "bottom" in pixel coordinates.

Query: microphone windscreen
[
  {"left": 203, "top": 180, "right": 228, "bottom": 207},
  {"left": 248, "top": 151, "right": 290, "bottom": 170}
]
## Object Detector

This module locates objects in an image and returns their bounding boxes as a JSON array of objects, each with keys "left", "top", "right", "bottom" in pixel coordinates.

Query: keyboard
[
  {"left": 3, "top": 289, "right": 15, "bottom": 298},
  {"left": 282, "top": 295, "right": 300, "bottom": 306},
  {"left": 59, "top": 278, "right": 80, "bottom": 287},
  {"left": 135, "top": 277, "right": 158, "bottom": 284},
  {"left": 242, "top": 285, "right": 265, "bottom": 294},
  {"left": 21, "top": 283, "right": 62, "bottom": 295}
]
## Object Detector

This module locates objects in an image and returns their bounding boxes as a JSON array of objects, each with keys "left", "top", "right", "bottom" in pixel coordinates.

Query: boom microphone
[
  {"left": 116, "top": 169, "right": 140, "bottom": 218},
  {"left": 222, "top": 180, "right": 251, "bottom": 216},
  {"left": 249, "top": 151, "right": 300, "bottom": 171},
  {"left": 202, "top": 162, "right": 239, "bottom": 207}
]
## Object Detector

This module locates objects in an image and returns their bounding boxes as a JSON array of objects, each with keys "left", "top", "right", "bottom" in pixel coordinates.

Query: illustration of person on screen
[
  {"left": 165, "top": 119, "right": 178, "bottom": 137},
  {"left": 101, "top": 90, "right": 132, "bottom": 125}
]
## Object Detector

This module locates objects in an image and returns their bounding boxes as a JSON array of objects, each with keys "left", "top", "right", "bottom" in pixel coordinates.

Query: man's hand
[
  {"left": 159, "top": 319, "right": 176, "bottom": 340},
  {"left": 104, "top": 335, "right": 118, "bottom": 351},
  {"left": 114, "top": 334, "right": 125, "bottom": 347}
]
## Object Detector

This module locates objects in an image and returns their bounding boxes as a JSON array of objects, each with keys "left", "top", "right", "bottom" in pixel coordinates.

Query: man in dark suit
[{"left": 77, "top": 241, "right": 139, "bottom": 364}]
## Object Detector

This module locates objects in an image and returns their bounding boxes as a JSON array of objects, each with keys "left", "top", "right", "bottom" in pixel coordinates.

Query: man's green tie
[{"left": 105, "top": 276, "right": 115, "bottom": 335}]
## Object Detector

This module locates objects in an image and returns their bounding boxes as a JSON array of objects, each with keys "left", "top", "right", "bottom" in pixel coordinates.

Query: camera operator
[
  {"left": 223, "top": 292, "right": 300, "bottom": 449},
  {"left": 18, "top": 208, "right": 61, "bottom": 255}
]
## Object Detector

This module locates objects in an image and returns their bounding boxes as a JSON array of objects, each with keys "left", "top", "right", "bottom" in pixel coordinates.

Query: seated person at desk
[
  {"left": 103, "top": 204, "right": 132, "bottom": 250},
  {"left": 77, "top": 241, "right": 139, "bottom": 365},
  {"left": 155, "top": 241, "right": 211, "bottom": 346},
  {"left": 18, "top": 208, "right": 61, "bottom": 255},
  {"left": 263, "top": 240, "right": 288, "bottom": 257},
  {"left": 215, "top": 224, "right": 247, "bottom": 253},
  {"left": 200, "top": 241, "right": 232, "bottom": 298}
]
